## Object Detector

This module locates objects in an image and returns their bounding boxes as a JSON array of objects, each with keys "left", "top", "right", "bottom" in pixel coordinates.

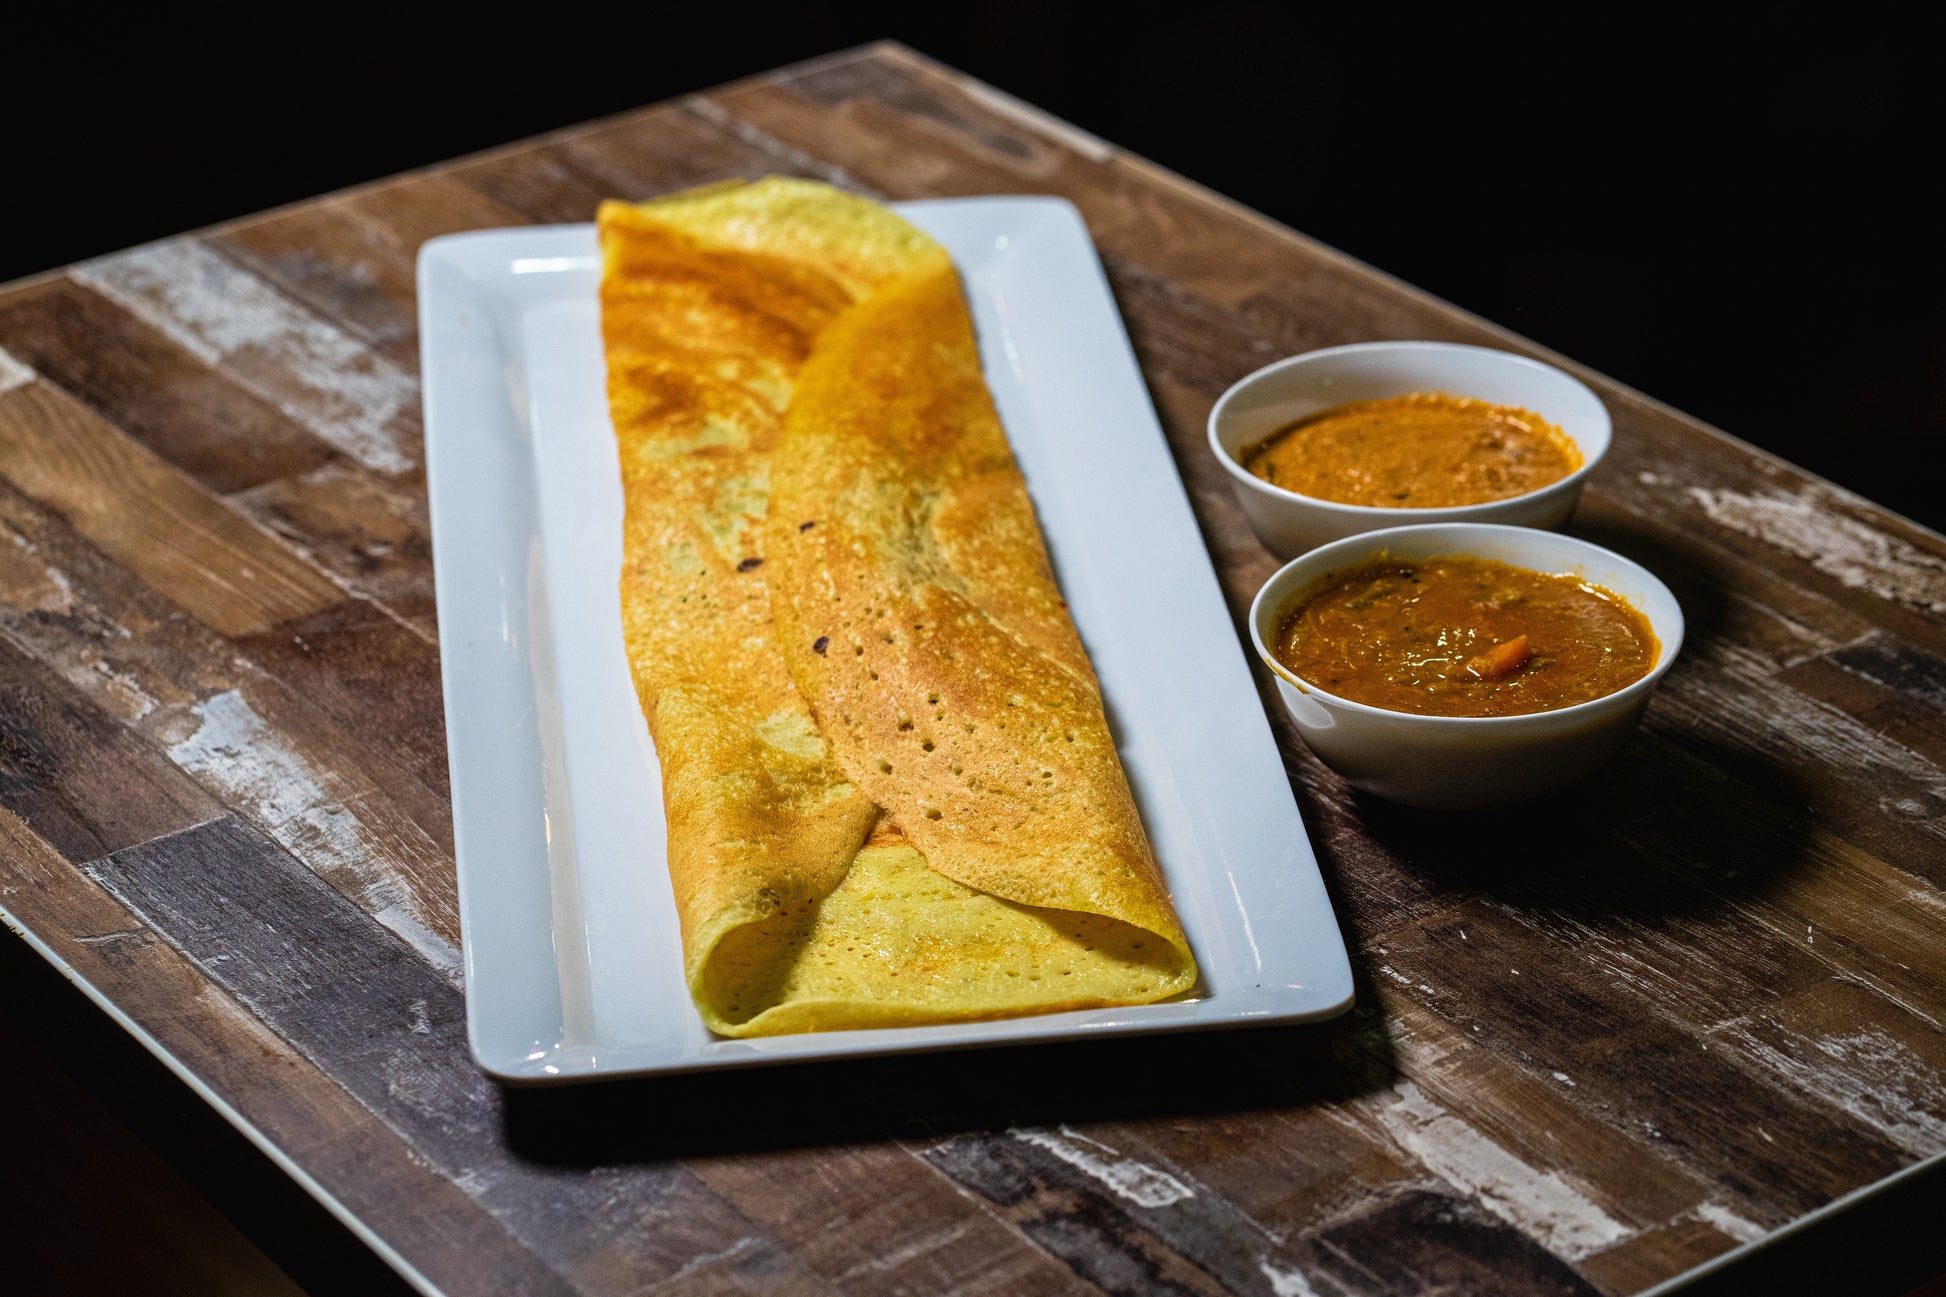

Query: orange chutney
[
  {"left": 1241, "top": 393, "right": 1581, "bottom": 508},
  {"left": 1273, "top": 555, "right": 1658, "bottom": 718}
]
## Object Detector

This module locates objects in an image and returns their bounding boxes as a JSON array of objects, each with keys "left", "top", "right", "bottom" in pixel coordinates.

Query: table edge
[{"left": 0, "top": 906, "right": 445, "bottom": 1297}]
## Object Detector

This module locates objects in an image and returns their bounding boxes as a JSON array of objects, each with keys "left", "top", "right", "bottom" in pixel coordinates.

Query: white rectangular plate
[{"left": 419, "top": 198, "right": 1353, "bottom": 1082}]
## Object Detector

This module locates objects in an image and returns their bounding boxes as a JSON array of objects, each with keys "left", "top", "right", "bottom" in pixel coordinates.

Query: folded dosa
[{"left": 599, "top": 178, "right": 1196, "bottom": 1036}]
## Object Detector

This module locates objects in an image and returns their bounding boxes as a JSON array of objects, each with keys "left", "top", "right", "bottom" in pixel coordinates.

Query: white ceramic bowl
[
  {"left": 1248, "top": 523, "right": 1683, "bottom": 809},
  {"left": 1210, "top": 342, "right": 1612, "bottom": 559}
]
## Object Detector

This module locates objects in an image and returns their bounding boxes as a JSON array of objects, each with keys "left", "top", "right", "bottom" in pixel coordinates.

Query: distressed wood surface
[{"left": 2, "top": 42, "right": 1944, "bottom": 1297}]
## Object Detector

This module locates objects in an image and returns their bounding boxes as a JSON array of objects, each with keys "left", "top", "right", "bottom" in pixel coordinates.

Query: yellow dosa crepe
[{"left": 598, "top": 178, "right": 1196, "bottom": 1036}]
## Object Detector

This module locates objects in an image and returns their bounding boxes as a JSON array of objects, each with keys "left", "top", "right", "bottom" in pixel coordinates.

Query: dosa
[{"left": 598, "top": 178, "right": 1197, "bottom": 1036}]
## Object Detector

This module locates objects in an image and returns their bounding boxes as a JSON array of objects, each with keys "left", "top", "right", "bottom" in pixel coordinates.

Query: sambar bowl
[
  {"left": 1210, "top": 342, "right": 1611, "bottom": 559},
  {"left": 1248, "top": 522, "right": 1683, "bottom": 808}
]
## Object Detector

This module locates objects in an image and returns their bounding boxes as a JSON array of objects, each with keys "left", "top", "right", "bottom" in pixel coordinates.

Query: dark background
[
  {"left": 8, "top": 6, "right": 1945, "bottom": 531},
  {"left": 4, "top": 6, "right": 1946, "bottom": 1292}
]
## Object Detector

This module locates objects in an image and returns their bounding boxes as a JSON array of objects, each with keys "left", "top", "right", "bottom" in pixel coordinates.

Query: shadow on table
[
  {"left": 503, "top": 508, "right": 1828, "bottom": 1167},
  {"left": 500, "top": 994, "right": 1397, "bottom": 1164},
  {"left": 1346, "top": 722, "right": 1818, "bottom": 922}
]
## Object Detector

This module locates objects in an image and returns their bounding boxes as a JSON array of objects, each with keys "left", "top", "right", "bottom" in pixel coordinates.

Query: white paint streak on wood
[
  {"left": 1832, "top": 974, "right": 1945, "bottom": 1034},
  {"left": 2, "top": 531, "right": 75, "bottom": 615},
  {"left": 57, "top": 649, "right": 159, "bottom": 723},
  {"left": 1691, "top": 484, "right": 1946, "bottom": 615},
  {"left": 1717, "top": 1021, "right": 1946, "bottom": 1157},
  {"left": 1010, "top": 1125, "right": 1196, "bottom": 1208},
  {"left": 832, "top": 1222, "right": 971, "bottom": 1282},
  {"left": 72, "top": 928, "right": 150, "bottom": 945},
  {"left": 90, "top": 659, "right": 158, "bottom": 721},
  {"left": 1259, "top": 1257, "right": 1322, "bottom": 1297},
  {"left": 1692, "top": 1201, "right": 1766, "bottom": 1244},
  {"left": 1372, "top": 1081, "right": 1630, "bottom": 1260},
  {"left": 0, "top": 346, "right": 35, "bottom": 395},
  {"left": 72, "top": 241, "right": 416, "bottom": 474},
  {"left": 655, "top": 1237, "right": 760, "bottom": 1288},
  {"left": 167, "top": 689, "right": 461, "bottom": 980}
]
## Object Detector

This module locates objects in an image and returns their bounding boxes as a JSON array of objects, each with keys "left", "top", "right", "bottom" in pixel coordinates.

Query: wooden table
[{"left": 4, "top": 42, "right": 1944, "bottom": 1297}]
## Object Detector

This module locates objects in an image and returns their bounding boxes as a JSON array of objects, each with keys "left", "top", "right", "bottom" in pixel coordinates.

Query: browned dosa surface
[{"left": 598, "top": 177, "right": 1195, "bottom": 1035}]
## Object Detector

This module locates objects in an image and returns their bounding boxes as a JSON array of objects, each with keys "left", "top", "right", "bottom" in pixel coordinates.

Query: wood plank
[
  {"left": 0, "top": 806, "right": 571, "bottom": 1297},
  {"left": 1614, "top": 778, "right": 1946, "bottom": 1035},
  {"left": 0, "top": 477, "right": 460, "bottom": 972},
  {"left": 1566, "top": 492, "right": 1870, "bottom": 671},
  {"left": 917, "top": 1125, "right": 1289, "bottom": 1297},
  {"left": 1780, "top": 634, "right": 1946, "bottom": 771},
  {"left": 561, "top": 103, "right": 842, "bottom": 199},
  {"left": 439, "top": 135, "right": 625, "bottom": 224},
  {"left": 215, "top": 175, "right": 530, "bottom": 373},
  {"left": 1577, "top": 1218, "right": 1747, "bottom": 1296},
  {"left": 70, "top": 239, "right": 421, "bottom": 477},
  {"left": 214, "top": 201, "right": 427, "bottom": 372},
  {"left": 0, "top": 280, "right": 332, "bottom": 493},
  {"left": 0, "top": 476, "right": 227, "bottom": 726},
  {"left": 1304, "top": 1188, "right": 1600, "bottom": 1297},
  {"left": 1099, "top": 1008, "right": 1419, "bottom": 1223},
  {"left": 232, "top": 597, "right": 451, "bottom": 808},
  {"left": 500, "top": 1013, "right": 1407, "bottom": 1297},
  {"left": 1345, "top": 1083, "right": 1630, "bottom": 1267},
  {"left": 229, "top": 459, "right": 438, "bottom": 639},
  {"left": 869, "top": 997, "right": 1693, "bottom": 1290},
  {"left": 341, "top": 172, "right": 533, "bottom": 253},
  {"left": 157, "top": 686, "right": 461, "bottom": 973},
  {"left": 927, "top": 1102, "right": 1601, "bottom": 1297},
  {"left": 891, "top": 1013, "right": 1612, "bottom": 1297},
  {"left": 1648, "top": 636, "right": 1946, "bottom": 892},
  {"left": 1371, "top": 991, "right": 1718, "bottom": 1238},
  {"left": 208, "top": 178, "right": 526, "bottom": 636},
  {"left": 1045, "top": 998, "right": 1706, "bottom": 1282},
  {"left": 0, "top": 635, "right": 219, "bottom": 862},
  {"left": 1707, "top": 978, "right": 1946, "bottom": 1161},
  {"left": 0, "top": 377, "right": 346, "bottom": 637},
  {"left": 690, "top": 1145, "right": 1106, "bottom": 1297},
  {"left": 1365, "top": 892, "right": 1910, "bottom": 1221},
  {"left": 82, "top": 812, "right": 837, "bottom": 1297}
]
